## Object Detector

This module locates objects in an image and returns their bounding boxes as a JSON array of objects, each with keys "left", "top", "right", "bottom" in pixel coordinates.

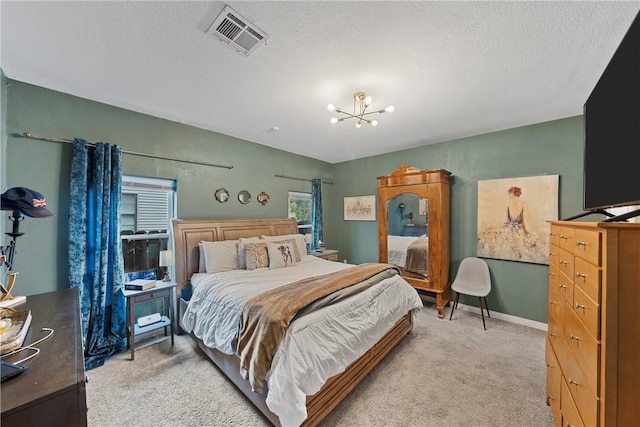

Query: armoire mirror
[{"left": 377, "top": 164, "right": 452, "bottom": 318}]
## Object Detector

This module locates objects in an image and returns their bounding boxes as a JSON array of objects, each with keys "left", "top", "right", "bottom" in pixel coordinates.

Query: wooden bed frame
[{"left": 171, "top": 217, "right": 415, "bottom": 426}]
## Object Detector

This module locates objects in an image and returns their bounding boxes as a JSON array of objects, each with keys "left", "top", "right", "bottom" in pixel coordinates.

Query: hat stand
[{"left": 1, "top": 210, "right": 26, "bottom": 308}]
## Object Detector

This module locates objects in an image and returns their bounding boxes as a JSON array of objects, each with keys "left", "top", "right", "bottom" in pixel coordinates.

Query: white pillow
[
  {"left": 267, "top": 242, "right": 297, "bottom": 269},
  {"left": 200, "top": 240, "right": 239, "bottom": 273},
  {"left": 238, "top": 237, "right": 261, "bottom": 269},
  {"left": 260, "top": 234, "right": 307, "bottom": 258},
  {"left": 198, "top": 242, "right": 206, "bottom": 273}
]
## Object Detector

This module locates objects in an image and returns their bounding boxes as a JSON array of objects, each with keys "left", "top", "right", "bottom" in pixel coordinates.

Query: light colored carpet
[{"left": 86, "top": 301, "right": 554, "bottom": 427}]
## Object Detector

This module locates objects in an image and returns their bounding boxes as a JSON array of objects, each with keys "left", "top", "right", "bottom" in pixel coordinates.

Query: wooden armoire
[{"left": 377, "top": 164, "right": 452, "bottom": 318}]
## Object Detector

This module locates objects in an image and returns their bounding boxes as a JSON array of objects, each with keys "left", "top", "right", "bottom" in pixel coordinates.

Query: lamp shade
[{"left": 159, "top": 250, "right": 174, "bottom": 267}]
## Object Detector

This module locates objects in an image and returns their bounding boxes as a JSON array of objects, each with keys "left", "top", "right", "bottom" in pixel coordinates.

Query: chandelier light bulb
[
  {"left": 355, "top": 122, "right": 362, "bottom": 129},
  {"left": 330, "top": 117, "right": 338, "bottom": 124},
  {"left": 364, "top": 96, "right": 372, "bottom": 106},
  {"left": 327, "top": 104, "right": 336, "bottom": 112},
  {"left": 385, "top": 105, "right": 395, "bottom": 113},
  {"left": 371, "top": 120, "right": 378, "bottom": 126}
]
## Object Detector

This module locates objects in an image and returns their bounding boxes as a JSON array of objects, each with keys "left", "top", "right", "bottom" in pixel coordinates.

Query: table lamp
[{"left": 159, "top": 250, "right": 173, "bottom": 282}]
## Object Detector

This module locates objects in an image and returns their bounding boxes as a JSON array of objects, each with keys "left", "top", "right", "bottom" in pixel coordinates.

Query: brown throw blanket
[
  {"left": 405, "top": 234, "right": 428, "bottom": 277},
  {"left": 237, "top": 262, "right": 400, "bottom": 393}
]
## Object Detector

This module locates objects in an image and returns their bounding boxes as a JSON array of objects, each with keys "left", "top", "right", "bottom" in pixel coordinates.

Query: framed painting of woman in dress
[{"left": 477, "top": 175, "right": 559, "bottom": 264}]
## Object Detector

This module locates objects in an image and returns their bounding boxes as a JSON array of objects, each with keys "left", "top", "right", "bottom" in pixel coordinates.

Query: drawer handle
[
  {"left": 575, "top": 303, "right": 586, "bottom": 312},
  {"left": 569, "top": 334, "right": 581, "bottom": 341},
  {"left": 566, "top": 423, "right": 574, "bottom": 427},
  {"left": 559, "top": 260, "right": 568, "bottom": 265},
  {"left": 549, "top": 332, "right": 557, "bottom": 337},
  {"left": 546, "top": 363, "right": 555, "bottom": 369},
  {"left": 550, "top": 233, "right": 557, "bottom": 237},
  {"left": 548, "top": 271, "right": 555, "bottom": 277},
  {"left": 549, "top": 252, "right": 556, "bottom": 256},
  {"left": 558, "top": 284, "right": 567, "bottom": 289},
  {"left": 550, "top": 301, "right": 557, "bottom": 305},
  {"left": 560, "top": 235, "right": 568, "bottom": 240},
  {"left": 568, "top": 378, "right": 579, "bottom": 386},
  {"left": 575, "top": 241, "right": 587, "bottom": 247},
  {"left": 575, "top": 272, "right": 586, "bottom": 279}
]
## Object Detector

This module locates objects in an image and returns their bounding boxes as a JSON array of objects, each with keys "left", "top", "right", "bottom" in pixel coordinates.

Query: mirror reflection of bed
[{"left": 387, "top": 194, "right": 429, "bottom": 278}]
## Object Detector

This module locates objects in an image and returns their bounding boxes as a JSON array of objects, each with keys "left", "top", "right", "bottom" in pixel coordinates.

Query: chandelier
[{"left": 327, "top": 91, "right": 395, "bottom": 128}]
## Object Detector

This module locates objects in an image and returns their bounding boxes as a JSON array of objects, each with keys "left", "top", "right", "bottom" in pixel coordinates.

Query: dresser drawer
[
  {"left": 573, "top": 285, "right": 600, "bottom": 340},
  {"left": 548, "top": 281, "right": 565, "bottom": 330},
  {"left": 558, "top": 247, "right": 575, "bottom": 285},
  {"left": 574, "top": 257, "right": 601, "bottom": 305},
  {"left": 549, "top": 224, "right": 561, "bottom": 248},
  {"left": 549, "top": 243, "right": 560, "bottom": 270},
  {"left": 561, "top": 380, "right": 585, "bottom": 427},
  {"left": 573, "top": 228, "right": 602, "bottom": 267},
  {"left": 558, "top": 228, "right": 575, "bottom": 252},
  {"left": 563, "top": 360, "right": 598, "bottom": 427},
  {"left": 564, "top": 309, "right": 599, "bottom": 397},
  {"left": 546, "top": 340, "right": 562, "bottom": 425}
]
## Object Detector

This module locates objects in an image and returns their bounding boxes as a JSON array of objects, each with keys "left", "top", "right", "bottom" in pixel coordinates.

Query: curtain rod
[
  {"left": 19, "top": 132, "right": 234, "bottom": 170},
  {"left": 274, "top": 174, "right": 334, "bottom": 185}
]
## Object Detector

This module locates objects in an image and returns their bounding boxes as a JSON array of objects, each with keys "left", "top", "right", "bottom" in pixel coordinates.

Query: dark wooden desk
[{"left": 1, "top": 288, "right": 87, "bottom": 427}]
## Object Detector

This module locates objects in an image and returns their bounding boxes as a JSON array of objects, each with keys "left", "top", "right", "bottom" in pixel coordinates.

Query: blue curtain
[
  {"left": 69, "top": 139, "right": 126, "bottom": 370},
  {"left": 311, "top": 178, "right": 324, "bottom": 251}
]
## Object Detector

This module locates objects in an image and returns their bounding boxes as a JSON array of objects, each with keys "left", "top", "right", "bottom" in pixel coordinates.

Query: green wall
[
  {"left": 3, "top": 80, "right": 333, "bottom": 296},
  {"left": 3, "top": 78, "right": 595, "bottom": 323},
  {"left": 331, "top": 117, "right": 587, "bottom": 323}
]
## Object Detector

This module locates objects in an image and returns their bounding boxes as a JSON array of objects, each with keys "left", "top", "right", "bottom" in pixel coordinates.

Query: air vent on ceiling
[{"left": 204, "top": 5, "right": 268, "bottom": 57}]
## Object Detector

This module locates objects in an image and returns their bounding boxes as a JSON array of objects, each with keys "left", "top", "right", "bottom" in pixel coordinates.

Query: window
[
  {"left": 288, "top": 191, "right": 312, "bottom": 234},
  {"left": 121, "top": 175, "right": 177, "bottom": 275}
]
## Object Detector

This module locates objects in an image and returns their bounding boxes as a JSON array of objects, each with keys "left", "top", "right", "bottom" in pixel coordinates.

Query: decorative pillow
[
  {"left": 244, "top": 242, "right": 269, "bottom": 270},
  {"left": 260, "top": 234, "right": 307, "bottom": 258},
  {"left": 270, "top": 238, "right": 301, "bottom": 262},
  {"left": 238, "top": 237, "right": 261, "bottom": 269},
  {"left": 267, "top": 242, "right": 297, "bottom": 269},
  {"left": 200, "top": 240, "right": 239, "bottom": 273}
]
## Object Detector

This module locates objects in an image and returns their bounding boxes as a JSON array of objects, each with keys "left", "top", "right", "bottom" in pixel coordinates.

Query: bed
[
  {"left": 172, "top": 218, "right": 423, "bottom": 426},
  {"left": 387, "top": 234, "right": 429, "bottom": 277}
]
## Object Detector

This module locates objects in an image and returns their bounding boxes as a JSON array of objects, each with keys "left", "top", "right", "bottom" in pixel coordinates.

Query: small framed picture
[{"left": 344, "top": 195, "right": 376, "bottom": 221}]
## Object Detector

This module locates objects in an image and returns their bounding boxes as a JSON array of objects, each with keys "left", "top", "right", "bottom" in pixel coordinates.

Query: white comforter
[{"left": 182, "top": 255, "right": 423, "bottom": 426}]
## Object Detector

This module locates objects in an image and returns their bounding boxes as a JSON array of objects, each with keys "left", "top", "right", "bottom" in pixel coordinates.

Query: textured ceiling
[{"left": 2, "top": 1, "right": 639, "bottom": 163}]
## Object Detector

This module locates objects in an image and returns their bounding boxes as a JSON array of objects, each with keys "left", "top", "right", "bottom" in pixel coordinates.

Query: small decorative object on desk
[
  {"left": 124, "top": 279, "right": 156, "bottom": 291},
  {"left": 0, "top": 309, "right": 32, "bottom": 354}
]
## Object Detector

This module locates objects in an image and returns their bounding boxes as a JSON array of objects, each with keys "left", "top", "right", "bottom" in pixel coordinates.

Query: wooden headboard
[{"left": 171, "top": 217, "right": 298, "bottom": 295}]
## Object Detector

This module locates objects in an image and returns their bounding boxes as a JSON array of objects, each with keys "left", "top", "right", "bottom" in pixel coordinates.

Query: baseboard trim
[{"left": 420, "top": 295, "right": 548, "bottom": 331}]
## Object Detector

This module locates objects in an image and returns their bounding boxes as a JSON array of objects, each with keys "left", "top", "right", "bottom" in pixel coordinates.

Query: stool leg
[
  {"left": 449, "top": 292, "right": 460, "bottom": 320},
  {"left": 479, "top": 297, "right": 486, "bottom": 330}
]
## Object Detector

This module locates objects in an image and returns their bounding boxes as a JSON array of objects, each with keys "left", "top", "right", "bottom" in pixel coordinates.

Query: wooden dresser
[
  {"left": 1, "top": 288, "right": 87, "bottom": 426},
  {"left": 546, "top": 221, "right": 640, "bottom": 426}
]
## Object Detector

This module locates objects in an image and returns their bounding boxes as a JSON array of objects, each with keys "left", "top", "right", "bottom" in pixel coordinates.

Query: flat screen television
[{"left": 582, "top": 10, "right": 640, "bottom": 221}]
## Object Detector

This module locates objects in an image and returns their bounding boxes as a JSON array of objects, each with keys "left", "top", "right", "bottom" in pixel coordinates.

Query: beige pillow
[
  {"left": 244, "top": 242, "right": 269, "bottom": 270},
  {"left": 238, "top": 237, "right": 261, "bottom": 269},
  {"left": 267, "top": 242, "right": 297, "bottom": 269}
]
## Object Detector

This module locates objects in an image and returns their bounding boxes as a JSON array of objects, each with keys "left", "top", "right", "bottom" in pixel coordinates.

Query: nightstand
[
  {"left": 123, "top": 281, "right": 176, "bottom": 360},
  {"left": 311, "top": 249, "right": 339, "bottom": 262}
]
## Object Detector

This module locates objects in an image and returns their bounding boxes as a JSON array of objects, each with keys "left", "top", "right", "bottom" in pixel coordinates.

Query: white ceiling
[{"left": 2, "top": 1, "right": 639, "bottom": 164}]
